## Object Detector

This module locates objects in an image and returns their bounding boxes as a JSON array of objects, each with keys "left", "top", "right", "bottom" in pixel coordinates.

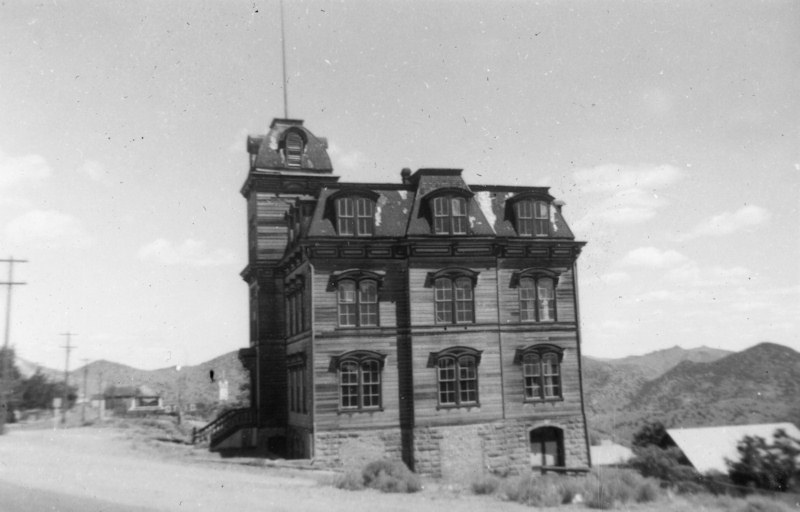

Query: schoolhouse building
[{"left": 213, "top": 118, "right": 590, "bottom": 477}]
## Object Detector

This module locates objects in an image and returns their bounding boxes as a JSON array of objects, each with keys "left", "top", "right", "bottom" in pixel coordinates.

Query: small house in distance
[
  {"left": 203, "top": 118, "right": 592, "bottom": 478},
  {"left": 666, "top": 423, "right": 800, "bottom": 474},
  {"left": 104, "top": 385, "right": 164, "bottom": 415}
]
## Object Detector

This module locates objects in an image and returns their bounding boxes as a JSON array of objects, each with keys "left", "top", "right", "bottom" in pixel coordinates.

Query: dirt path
[{"left": 0, "top": 427, "right": 538, "bottom": 512}]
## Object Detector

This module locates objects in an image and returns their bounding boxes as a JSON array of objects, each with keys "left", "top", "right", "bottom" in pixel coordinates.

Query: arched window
[
  {"left": 434, "top": 277, "right": 474, "bottom": 324},
  {"left": 432, "top": 195, "right": 468, "bottom": 235},
  {"left": 330, "top": 351, "right": 385, "bottom": 412},
  {"left": 517, "top": 345, "right": 564, "bottom": 401},
  {"left": 336, "top": 196, "right": 375, "bottom": 236},
  {"left": 428, "top": 347, "right": 482, "bottom": 408},
  {"left": 337, "top": 279, "right": 379, "bottom": 327},
  {"left": 513, "top": 270, "right": 559, "bottom": 323},
  {"left": 284, "top": 131, "right": 304, "bottom": 168},
  {"left": 530, "top": 426, "right": 564, "bottom": 467}
]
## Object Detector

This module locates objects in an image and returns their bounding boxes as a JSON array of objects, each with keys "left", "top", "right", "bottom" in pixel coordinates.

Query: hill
[
  {"left": 586, "top": 342, "right": 800, "bottom": 444},
  {"left": 66, "top": 351, "right": 249, "bottom": 413}
]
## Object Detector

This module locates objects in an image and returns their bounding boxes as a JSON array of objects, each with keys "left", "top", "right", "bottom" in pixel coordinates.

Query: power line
[
  {"left": 60, "top": 332, "right": 77, "bottom": 425},
  {"left": 0, "top": 257, "right": 27, "bottom": 435}
]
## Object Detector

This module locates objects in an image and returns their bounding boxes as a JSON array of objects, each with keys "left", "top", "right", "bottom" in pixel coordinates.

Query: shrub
[
  {"left": 583, "top": 468, "right": 661, "bottom": 509},
  {"left": 630, "top": 445, "right": 699, "bottom": 486},
  {"left": 361, "top": 459, "right": 421, "bottom": 493},
  {"left": 736, "top": 495, "right": 796, "bottom": 512},
  {"left": 499, "top": 473, "right": 581, "bottom": 507},
  {"left": 334, "top": 470, "right": 365, "bottom": 491},
  {"left": 471, "top": 474, "right": 500, "bottom": 495}
]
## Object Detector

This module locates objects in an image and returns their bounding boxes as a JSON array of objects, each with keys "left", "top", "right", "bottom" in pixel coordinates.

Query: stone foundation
[
  {"left": 313, "top": 428, "right": 403, "bottom": 470},
  {"left": 310, "top": 415, "right": 589, "bottom": 478},
  {"left": 414, "top": 415, "right": 589, "bottom": 479}
]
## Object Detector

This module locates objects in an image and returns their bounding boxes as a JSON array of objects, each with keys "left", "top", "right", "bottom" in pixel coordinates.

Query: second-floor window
[
  {"left": 338, "top": 279, "right": 379, "bottom": 327},
  {"left": 518, "top": 346, "right": 563, "bottom": 401},
  {"left": 434, "top": 277, "right": 474, "bottom": 324},
  {"left": 432, "top": 195, "right": 468, "bottom": 235},
  {"left": 336, "top": 196, "right": 375, "bottom": 236},
  {"left": 519, "top": 277, "right": 556, "bottom": 322}
]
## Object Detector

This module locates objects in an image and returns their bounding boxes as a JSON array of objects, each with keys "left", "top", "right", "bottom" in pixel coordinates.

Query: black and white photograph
[{"left": 1, "top": 1, "right": 798, "bottom": 511}]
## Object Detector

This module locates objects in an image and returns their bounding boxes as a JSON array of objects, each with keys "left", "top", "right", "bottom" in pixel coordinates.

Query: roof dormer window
[
  {"left": 433, "top": 195, "right": 468, "bottom": 235},
  {"left": 336, "top": 196, "right": 375, "bottom": 236},
  {"left": 284, "top": 131, "right": 304, "bottom": 168},
  {"left": 508, "top": 192, "right": 553, "bottom": 237}
]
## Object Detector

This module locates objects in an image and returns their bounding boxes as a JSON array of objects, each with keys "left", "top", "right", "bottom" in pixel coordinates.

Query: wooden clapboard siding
[
  {"left": 252, "top": 192, "right": 293, "bottom": 262},
  {"left": 312, "top": 332, "right": 401, "bottom": 430},
  {"left": 411, "top": 330, "right": 504, "bottom": 427},
  {"left": 495, "top": 263, "right": 575, "bottom": 325},
  {"left": 407, "top": 262, "right": 498, "bottom": 326},
  {"left": 501, "top": 331, "right": 583, "bottom": 419},
  {"left": 311, "top": 259, "right": 403, "bottom": 333}
]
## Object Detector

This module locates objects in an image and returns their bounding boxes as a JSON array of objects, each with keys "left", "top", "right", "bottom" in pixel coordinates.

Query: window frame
[
  {"left": 512, "top": 270, "right": 559, "bottom": 323},
  {"left": 283, "top": 130, "right": 305, "bottom": 168},
  {"left": 332, "top": 272, "right": 382, "bottom": 328},
  {"left": 333, "top": 194, "right": 377, "bottom": 237},
  {"left": 427, "top": 347, "right": 482, "bottom": 409},
  {"left": 427, "top": 269, "right": 479, "bottom": 325},
  {"left": 329, "top": 351, "right": 386, "bottom": 413},
  {"left": 508, "top": 193, "right": 554, "bottom": 237},
  {"left": 287, "top": 354, "right": 307, "bottom": 414},
  {"left": 515, "top": 345, "right": 564, "bottom": 402},
  {"left": 422, "top": 189, "right": 473, "bottom": 235}
]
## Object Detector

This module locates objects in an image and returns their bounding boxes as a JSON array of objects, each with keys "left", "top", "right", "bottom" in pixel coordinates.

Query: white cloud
[
  {"left": 571, "top": 164, "right": 684, "bottom": 231},
  {"left": 665, "top": 262, "right": 751, "bottom": 287},
  {"left": 0, "top": 149, "right": 51, "bottom": 191},
  {"left": 5, "top": 210, "right": 94, "bottom": 249},
  {"left": 599, "top": 271, "right": 631, "bottom": 285},
  {"left": 621, "top": 246, "right": 689, "bottom": 268},
  {"left": 138, "top": 238, "right": 237, "bottom": 267},
  {"left": 327, "top": 143, "right": 369, "bottom": 172},
  {"left": 671, "top": 205, "right": 770, "bottom": 241},
  {"left": 77, "top": 160, "right": 114, "bottom": 185},
  {"left": 572, "top": 163, "right": 684, "bottom": 194}
]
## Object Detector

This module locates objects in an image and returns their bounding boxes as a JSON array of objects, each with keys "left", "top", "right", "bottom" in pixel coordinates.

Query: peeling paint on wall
[{"left": 475, "top": 191, "right": 497, "bottom": 233}]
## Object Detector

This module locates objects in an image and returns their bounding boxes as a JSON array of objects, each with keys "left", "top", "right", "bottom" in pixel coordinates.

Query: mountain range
[
  {"left": 584, "top": 342, "right": 800, "bottom": 444},
  {"left": 17, "top": 342, "right": 799, "bottom": 442}
]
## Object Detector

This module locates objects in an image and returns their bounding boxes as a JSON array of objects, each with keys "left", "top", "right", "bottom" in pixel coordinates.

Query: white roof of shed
[{"left": 666, "top": 423, "right": 800, "bottom": 474}]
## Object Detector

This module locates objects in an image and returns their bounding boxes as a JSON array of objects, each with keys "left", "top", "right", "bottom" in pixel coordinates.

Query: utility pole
[
  {"left": 0, "top": 257, "right": 27, "bottom": 435},
  {"left": 81, "top": 358, "right": 89, "bottom": 424},
  {"left": 60, "top": 332, "right": 77, "bottom": 425}
]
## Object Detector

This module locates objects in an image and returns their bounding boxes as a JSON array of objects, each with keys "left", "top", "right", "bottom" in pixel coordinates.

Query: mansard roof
[
  {"left": 302, "top": 168, "right": 576, "bottom": 240},
  {"left": 248, "top": 118, "right": 333, "bottom": 173}
]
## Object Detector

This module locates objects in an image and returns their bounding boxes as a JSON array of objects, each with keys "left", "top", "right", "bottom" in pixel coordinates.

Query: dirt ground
[{"left": 0, "top": 424, "right": 768, "bottom": 512}]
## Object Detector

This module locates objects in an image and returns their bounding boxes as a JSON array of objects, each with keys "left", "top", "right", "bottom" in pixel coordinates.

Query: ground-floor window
[{"left": 530, "top": 426, "right": 564, "bottom": 467}]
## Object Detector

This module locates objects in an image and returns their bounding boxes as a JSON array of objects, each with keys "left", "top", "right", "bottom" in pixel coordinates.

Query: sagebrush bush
[
  {"left": 736, "top": 495, "right": 797, "bottom": 512},
  {"left": 584, "top": 468, "right": 661, "bottom": 509},
  {"left": 334, "top": 470, "right": 365, "bottom": 491},
  {"left": 361, "top": 459, "right": 421, "bottom": 493},
  {"left": 499, "top": 473, "right": 578, "bottom": 507},
  {"left": 471, "top": 474, "right": 500, "bottom": 495}
]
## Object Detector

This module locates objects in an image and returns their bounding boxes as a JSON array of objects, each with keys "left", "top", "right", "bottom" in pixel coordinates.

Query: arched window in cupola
[{"left": 284, "top": 130, "right": 304, "bottom": 168}]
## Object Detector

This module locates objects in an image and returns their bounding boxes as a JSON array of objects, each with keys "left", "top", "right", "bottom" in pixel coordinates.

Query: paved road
[{"left": 0, "top": 427, "right": 532, "bottom": 512}]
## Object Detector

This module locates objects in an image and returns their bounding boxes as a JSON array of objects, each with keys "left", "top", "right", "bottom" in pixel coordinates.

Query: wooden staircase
[{"left": 192, "top": 407, "right": 255, "bottom": 449}]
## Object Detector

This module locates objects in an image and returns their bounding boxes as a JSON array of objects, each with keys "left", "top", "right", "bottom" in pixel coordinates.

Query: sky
[{"left": 1, "top": 0, "right": 798, "bottom": 370}]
